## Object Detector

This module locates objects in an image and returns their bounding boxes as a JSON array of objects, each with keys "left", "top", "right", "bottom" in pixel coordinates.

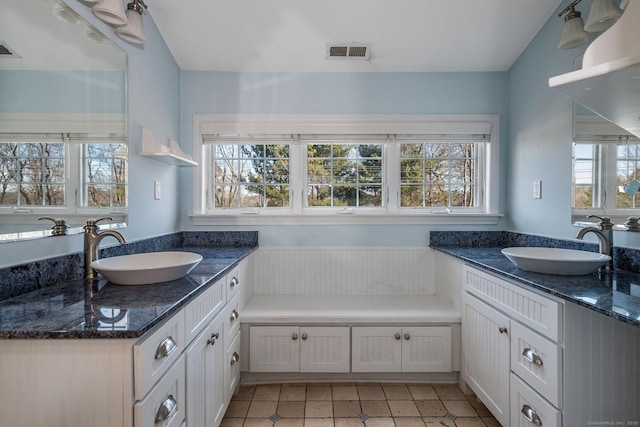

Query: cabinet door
[
  {"left": 249, "top": 326, "right": 300, "bottom": 372},
  {"left": 185, "top": 314, "right": 225, "bottom": 427},
  {"left": 401, "top": 326, "right": 452, "bottom": 372},
  {"left": 462, "top": 293, "right": 510, "bottom": 427},
  {"left": 352, "top": 326, "right": 402, "bottom": 372},
  {"left": 299, "top": 326, "right": 350, "bottom": 373}
]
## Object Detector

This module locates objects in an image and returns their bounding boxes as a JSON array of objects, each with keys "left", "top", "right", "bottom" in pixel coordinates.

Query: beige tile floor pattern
[{"left": 222, "top": 383, "right": 501, "bottom": 427}]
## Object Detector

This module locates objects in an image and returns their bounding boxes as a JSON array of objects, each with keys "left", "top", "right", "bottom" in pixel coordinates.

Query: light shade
[
  {"left": 116, "top": 8, "right": 144, "bottom": 44},
  {"left": 558, "top": 11, "right": 590, "bottom": 49},
  {"left": 584, "top": 0, "right": 621, "bottom": 32},
  {"left": 92, "top": 0, "right": 127, "bottom": 26}
]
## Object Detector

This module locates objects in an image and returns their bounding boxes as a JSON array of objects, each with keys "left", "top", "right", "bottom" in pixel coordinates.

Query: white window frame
[
  {"left": 0, "top": 113, "right": 127, "bottom": 225},
  {"left": 192, "top": 114, "right": 501, "bottom": 225},
  {"left": 572, "top": 115, "right": 640, "bottom": 226}
]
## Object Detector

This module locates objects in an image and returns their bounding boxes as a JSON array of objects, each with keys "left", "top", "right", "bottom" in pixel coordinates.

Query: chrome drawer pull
[
  {"left": 155, "top": 394, "right": 177, "bottom": 423},
  {"left": 522, "top": 348, "right": 544, "bottom": 366},
  {"left": 229, "top": 277, "right": 239, "bottom": 288},
  {"left": 230, "top": 310, "right": 239, "bottom": 322},
  {"left": 521, "top": 404, "right": 542, "bottom": 425},
  {"left": 154, "top": 336, "right": 177, "bottom": 360},
  {"left": 231, "top": 352, "right": 240, "bottom": 365}
]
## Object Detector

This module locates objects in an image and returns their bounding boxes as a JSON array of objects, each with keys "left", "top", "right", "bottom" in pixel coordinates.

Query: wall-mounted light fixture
[
  {"left": 558, "top": 0, "right": 623, "bottom": 49},
  {"left": 81, "top": 0, "right": 150, "bottom": 46},
  {"left": 92, "top": 0, "right": 128, "bottom": 26},
  {"left": 558, "top": 1, "right": 590, "bottom": 49},
  {"left": 115, "top": 0, "right": 148, "bottom": 44},
  {"left": 584, "top": 0, "right": 621, "bottom": 32}
]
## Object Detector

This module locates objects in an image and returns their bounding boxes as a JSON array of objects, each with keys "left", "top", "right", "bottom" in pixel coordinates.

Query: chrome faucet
[
  {"left": 84, "top": 217, "right": 126, "bottom": 279},
  {"left": 576, "top": 215, "right": 613, "bottom": 271}
]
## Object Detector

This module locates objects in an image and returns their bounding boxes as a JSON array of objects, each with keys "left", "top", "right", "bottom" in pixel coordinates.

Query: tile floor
[{"left": 222, "top": 383, "right": 501, "bottom": 427}]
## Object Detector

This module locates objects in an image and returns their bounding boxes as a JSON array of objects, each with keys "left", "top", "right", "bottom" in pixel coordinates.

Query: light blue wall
[
  {"left": 0, "top": 70, "right": 125, "bottom": 113},
  {"left": 507, "top": 0, "right": 640, "bottom": 249},
  {"left": 0, "top": 0, "right": 182, "bottom": 267},
  {"left": 179, "top": 71, "right": 510, "bottom": 246}
]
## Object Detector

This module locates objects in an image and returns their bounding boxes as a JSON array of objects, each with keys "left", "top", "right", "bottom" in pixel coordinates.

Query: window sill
[{"left": 191, "top": 213, "right": 503, "bottom": 226}]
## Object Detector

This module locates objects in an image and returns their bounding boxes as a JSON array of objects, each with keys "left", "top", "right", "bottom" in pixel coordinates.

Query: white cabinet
[
  {"left": 352, "top": 326, "right": 452, "bottom": 373},
  {"left": 185, "top": 264, "right": 246, "bottom": 427},
  {"left": 185, "top": 312, "right": 226, "bottom": 427},
  {"left": 461, "top": 293, "right": 510, "bottom": 426},
  {"left": 249, "top": 325, "right": 350, "bottom": 373},
  {"left": 461, "top": 265, "right": 563, "bottom": 427}
]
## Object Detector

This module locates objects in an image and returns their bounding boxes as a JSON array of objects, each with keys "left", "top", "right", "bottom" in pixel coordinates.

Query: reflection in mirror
[
  {"left": 0, "top": 0, "right": 127, "bottom": 241},
  {"left": 572, "top": 113, "right": 640, "bottom": 230}
]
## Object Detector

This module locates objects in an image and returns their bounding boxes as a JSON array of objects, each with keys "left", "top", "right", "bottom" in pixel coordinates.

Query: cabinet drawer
[
  {"left": 464, "top": 265, "right": 562, "bottom": 342},
  {"left": 510, "top": 373, "right": 561, "bottom": 427},
  {"left": 224, "top": 295, "right": 240, "bottom": 346},
  {"left": 184, "top": 278, "right": 226, "bottom": 344},
  {"left": 511, "top": 321, "right": 562, "bottom": 408},
  {"left": 134, "top": 356, "right": 185, "bottom": 427},
  {"left": 134, "top": 312, "right": 185, "bottom": 400},
  {"left": 225, "top": 331, "right": 242, "bottom": 399},
  {"left": 226, "top": 266, "right": 240, "bottom": 302}
]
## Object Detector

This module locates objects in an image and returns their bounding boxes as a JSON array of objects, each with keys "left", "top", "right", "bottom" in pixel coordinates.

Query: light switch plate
[
  {"left": 533, "top": 180, "right": 542, "bottom": 199},
  {"left": 154, "top": 180, "right": 161, "bottom": 200}
]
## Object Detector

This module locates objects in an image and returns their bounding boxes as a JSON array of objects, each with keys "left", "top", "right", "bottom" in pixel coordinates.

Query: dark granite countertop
[
  {"left": 0, "top": 246, "right": 256, "bottom": 339},
  {"left": 432, "top": 245, "right": 640, "bottom": 328}
]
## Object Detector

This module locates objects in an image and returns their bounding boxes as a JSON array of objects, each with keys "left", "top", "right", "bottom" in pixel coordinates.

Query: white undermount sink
[
  {"left": 90, "top": 251, "right": 203, "bottom": 285},
  {"left": 501, "top": 247, "right": 610, "bottom": 276}
]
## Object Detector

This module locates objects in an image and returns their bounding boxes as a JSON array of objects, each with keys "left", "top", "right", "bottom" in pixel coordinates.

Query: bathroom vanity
[
  {"left": 432, "top": 232, "right": 640, "bottom": 427},
  {"left": 0, "top": 244, "right": 256, "bottom": 427}
]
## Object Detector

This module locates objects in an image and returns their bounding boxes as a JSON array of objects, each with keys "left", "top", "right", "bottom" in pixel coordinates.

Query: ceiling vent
[
  {"left": 0, "top": 41, "right": 20, "bottom": 58},
  {"left": 326, "top": 43, "right": 370, "bottom": 60}
]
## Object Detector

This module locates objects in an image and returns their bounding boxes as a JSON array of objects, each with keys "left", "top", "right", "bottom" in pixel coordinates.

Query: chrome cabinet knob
[
  {"left": 230, "top": 310, "right": 239, "bottom": 322},
  {"left": 404, "top": 333, "right": 410, "bottom": 340},
  {"left": 206, "top": 332, "right": 219, "bottom": 346},
  {"left": 301, "top": 333, "right": 308, "bottom": 340},
  {"left": 394, "top": 333, "right": 401, "bottom": 340},
  {"left": 292, "top": 333, "right": 298, "bottom": 340}
]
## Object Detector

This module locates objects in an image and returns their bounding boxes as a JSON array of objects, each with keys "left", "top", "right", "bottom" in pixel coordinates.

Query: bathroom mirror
[
  {"left": 572, "top": 107, "right": 640, "bottom": 230},
  {"left": 0, "top": 0, "right": 127, "bottom": 242}
]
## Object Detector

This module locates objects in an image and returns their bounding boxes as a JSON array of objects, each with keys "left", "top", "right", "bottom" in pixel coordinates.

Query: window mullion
[{"left": 386, "top": 139, "right": 400, "bottom": 213}]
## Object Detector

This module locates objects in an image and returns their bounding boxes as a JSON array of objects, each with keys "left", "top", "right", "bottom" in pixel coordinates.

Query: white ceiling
[{"left": 150, "top": 0, "right": 564, "bottom": 72}]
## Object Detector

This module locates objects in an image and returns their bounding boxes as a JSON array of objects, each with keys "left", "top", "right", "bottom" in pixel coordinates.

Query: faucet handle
[
  {"left": 39, "top": 217, "right": 68, "bottom": 236},
  {"left": 587, "top": 215, "right": 613, "bottom": 230},
  {"left": 84, "top": 217, "right": 113, "bottom": 231}
]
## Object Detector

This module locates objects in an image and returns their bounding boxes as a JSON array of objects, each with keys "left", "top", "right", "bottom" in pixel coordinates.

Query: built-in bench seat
[{"left": 241, "top": 294, "right": 461, "bottom": 324}]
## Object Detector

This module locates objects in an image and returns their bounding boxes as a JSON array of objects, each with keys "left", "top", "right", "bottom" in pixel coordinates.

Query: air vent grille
[
  {"left": 0, "top": 41, "right": 19, "bottom": 57},
  {"left": 326, "top": 43, "right": 370, "bottom": 60}
]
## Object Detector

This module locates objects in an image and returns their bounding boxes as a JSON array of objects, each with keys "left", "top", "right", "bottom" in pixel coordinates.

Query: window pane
[
  {"left": 400, "top": 142, "right": 478, "bottom": 209},
  {"left": 306, "top": 142, "right": 383, "bottom": 207},
  {"left": 211, "top": 142, "right": 290, "bottom": 208},
  {"left": 0, "top": 142, "right": 65, "bottom": 207},
  {"left": 83, "top": 144, "right": 128, "bottom": 208}
]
